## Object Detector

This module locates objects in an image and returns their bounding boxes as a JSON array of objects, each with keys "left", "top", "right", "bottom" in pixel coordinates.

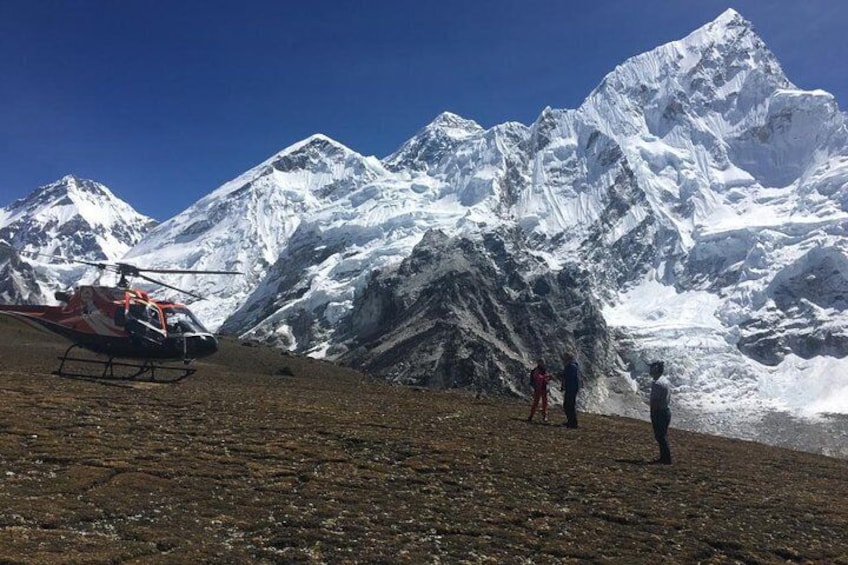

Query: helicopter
[{"left": 0, "top": 248, "right": 240, "bottom": 381}]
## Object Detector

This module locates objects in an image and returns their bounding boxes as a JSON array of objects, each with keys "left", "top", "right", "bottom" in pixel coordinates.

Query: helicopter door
[{"left": 124, "top": 299, "right": 166, "bottom": 344}]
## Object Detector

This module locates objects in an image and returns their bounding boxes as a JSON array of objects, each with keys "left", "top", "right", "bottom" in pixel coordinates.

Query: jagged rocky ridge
[{"left": 336, "top": 230, "right": 640, "bottom": 412}]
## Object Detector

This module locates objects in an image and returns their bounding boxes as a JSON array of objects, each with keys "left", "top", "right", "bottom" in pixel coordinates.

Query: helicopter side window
[
  {"left": 145, "top": 304, "right": 163, "bottom": 330},
  {"left": 165, "top": 310, "right": 179, "bottom": 333},
  {"left": 114, "top": 307, "right": 127, "bottom": 326}
]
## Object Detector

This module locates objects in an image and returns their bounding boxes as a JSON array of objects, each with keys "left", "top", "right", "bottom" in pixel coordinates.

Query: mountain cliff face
[
  {"left": 336, "top": 230, "right": 640, "bottom": 412},
  {"left": 4, "top": 10, "right": 847, "bottom": 450}
]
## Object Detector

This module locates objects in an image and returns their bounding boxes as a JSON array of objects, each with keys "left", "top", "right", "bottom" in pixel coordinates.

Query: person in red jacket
[{"left": 527, "top": 359, "right": 553, "bottom": 423}]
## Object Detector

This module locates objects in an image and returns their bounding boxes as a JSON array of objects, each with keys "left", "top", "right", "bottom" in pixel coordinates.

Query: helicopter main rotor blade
[
  {"left": 113, "top": 262, "right": 241, "bottom": 276},
  {"left": 0, "top": 243, "right": 109, "bottom": 270},
  {"left": 136, "top": 273, "right": 204, "bottom": 300},
  {"left": 139, "top": 267, "right": 242, "bottom": 275}
]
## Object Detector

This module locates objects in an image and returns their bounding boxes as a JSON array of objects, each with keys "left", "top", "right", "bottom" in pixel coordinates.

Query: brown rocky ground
[{"left": 0, "top": 316, "right": 846, "bottom": 564}]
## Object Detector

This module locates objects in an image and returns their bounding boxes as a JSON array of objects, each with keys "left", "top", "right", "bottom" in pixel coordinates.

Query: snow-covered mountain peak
[
  {"left": 426, "top": 111, "right": 484, "bottom": 136},
  {"left": 712, "top": 7, "right": 743, "bottom": 25},
  {"left": 253, "top": 133, "right": 385, "bottom": 185},
  {"left": 57, "top": 174, "right": 102, "bottom": 194},
  {"left": 580, "top": 9, "right": 790, "bottom": 138},
  {"left": 123, "top": 130, "right": 400, "bottom": 329},
  {"left": 667, "top": 8, "right": 760, "bottom": 57},
  {"left": 384, "top": 111, "right": 484, "bottom": 172},
  {"left": 0, "top": 176, "right": 155, "bottom": 261},
  {"left": 557, "top": 8, "right": 842, "bottom": 262},
  {"left": 0, "top": 175, "right": 156, "bottom": 305},
  {"left": 274, "top": 133, "right": 354, "bottom": 162},
  {"left": 8, "top": 175, "right": 107, "bottom": 211},
  {"left": 681, "top": 8, "right": 786, "bottom": 80},
  {"left": 694, "top": 8, "right": 747, "bottom": 38},
  {"left": 527, "top": 106, "right": 576, "bottom": 152}
]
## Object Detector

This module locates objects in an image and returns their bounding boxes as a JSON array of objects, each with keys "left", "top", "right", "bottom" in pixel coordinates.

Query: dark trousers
[
  {"left": 563, "top": 391, "right": 578, "bottom": 428},
  {"left": 651, "top": 408, "right": 672, "bottom": 463}
]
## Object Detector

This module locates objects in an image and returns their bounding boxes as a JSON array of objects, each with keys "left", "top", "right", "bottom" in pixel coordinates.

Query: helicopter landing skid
[{"left": 54, "top": 344, "right": 196, "bottom": 383}]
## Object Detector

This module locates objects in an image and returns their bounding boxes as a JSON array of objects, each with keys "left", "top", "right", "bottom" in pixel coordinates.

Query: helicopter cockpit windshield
[{"left": 163, "top": 306, "right": 210, "bottom": 335}]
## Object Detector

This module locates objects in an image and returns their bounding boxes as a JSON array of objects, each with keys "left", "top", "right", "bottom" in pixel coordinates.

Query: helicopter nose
[{"left": 188, "top": 333, "right": 219, "bottom": 358}]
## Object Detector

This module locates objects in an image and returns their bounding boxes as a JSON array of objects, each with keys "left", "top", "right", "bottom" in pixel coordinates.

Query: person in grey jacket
[{"left": 649, "top": 361, "right": 672, "bottom": 464}]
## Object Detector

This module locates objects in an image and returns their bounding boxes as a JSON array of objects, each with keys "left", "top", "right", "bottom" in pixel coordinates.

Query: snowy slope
[
  {"left": 124, "top": 135, "right": 408, "bottom": 328},
  {"left": 0, "top": 242, "right": 48, "bottom": 303}
]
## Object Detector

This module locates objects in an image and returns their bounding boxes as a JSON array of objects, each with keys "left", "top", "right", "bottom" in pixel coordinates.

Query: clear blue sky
[{"left": 1, "top": 1, "right": 846, "bottom": 220}]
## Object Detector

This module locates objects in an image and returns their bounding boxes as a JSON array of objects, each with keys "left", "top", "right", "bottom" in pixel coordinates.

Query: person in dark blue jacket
[{"left": 560, "top": 352, "right": 580, "bottom": 428}]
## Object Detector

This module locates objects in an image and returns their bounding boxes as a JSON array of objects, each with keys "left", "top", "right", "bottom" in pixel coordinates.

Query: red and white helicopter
[{"left": 0, "top": 249, "right": 240, "bottom": 381}]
